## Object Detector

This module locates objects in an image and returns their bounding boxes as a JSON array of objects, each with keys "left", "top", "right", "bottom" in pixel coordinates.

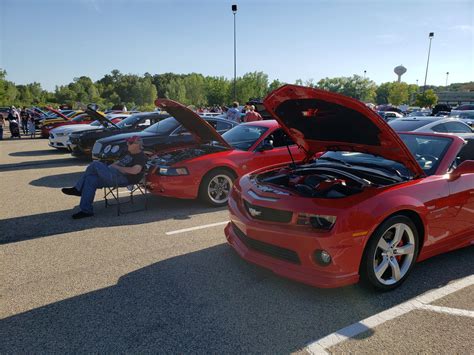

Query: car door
[{"left": 446, "top": 139, "right": 474, "bottom": 240}]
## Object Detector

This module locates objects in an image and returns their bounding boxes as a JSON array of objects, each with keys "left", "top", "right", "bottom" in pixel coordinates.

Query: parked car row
[{"left": 41, "top": 87, "right": 474, "bottom": 292}]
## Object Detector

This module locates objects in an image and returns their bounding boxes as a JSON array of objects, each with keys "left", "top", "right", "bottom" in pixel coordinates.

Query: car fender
[{"left": 356, "top": 194, "right": 428, "bottom": 256}]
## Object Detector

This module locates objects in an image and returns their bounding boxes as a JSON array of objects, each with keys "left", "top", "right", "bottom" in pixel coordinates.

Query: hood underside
[
  {"left": 155, "top": 99, "right": 231, "bottom": 148},
  {"left": 263, "top": 85, "right": 425, "bottom": 177}
]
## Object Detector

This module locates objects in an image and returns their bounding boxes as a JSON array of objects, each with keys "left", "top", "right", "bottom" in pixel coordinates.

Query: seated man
[{"left": 62, "top": 135, "right": 147, "bottom": 219}]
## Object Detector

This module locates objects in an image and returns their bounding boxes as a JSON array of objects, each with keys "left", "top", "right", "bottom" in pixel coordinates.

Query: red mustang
[
  {"left": 226, "top": 85, "right": 474, "bottom": 290},
  {"left": 147, "top": 99, "right": 306, "bottom": 206}
]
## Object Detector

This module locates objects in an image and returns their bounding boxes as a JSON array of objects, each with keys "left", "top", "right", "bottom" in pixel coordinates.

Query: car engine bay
[
  {"left": 256, "top": 164, "right": 407, "bottom": 199},
  {"left": 150, "top": 145, "right": 227, "bottom": 166}
]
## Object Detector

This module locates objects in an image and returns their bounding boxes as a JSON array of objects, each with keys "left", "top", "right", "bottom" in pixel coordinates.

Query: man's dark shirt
[{"left": 117, "top": 151, "right": 147, "bottom": 184}]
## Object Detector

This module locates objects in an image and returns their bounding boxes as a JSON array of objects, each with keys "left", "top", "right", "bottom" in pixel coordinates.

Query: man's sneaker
[
  {"left": 62, "top": 187, "right": 81, "bottom": 196},
  {"left": 72, "top": 211, "right": 94, "bottom": 219}
]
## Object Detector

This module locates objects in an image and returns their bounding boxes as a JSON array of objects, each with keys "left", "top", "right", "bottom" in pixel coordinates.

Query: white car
[
  {"left": 49, "top": 122, "right": 102, "bottom": 150},
  {"left": 49, "top": 114, "right": 129, "bottom": 150},
  {"left": 389, "top": 116, "right": 473, "bottom": 134},
  {"left": 450, "top": 110, "right": 474, "bottom": 126}
]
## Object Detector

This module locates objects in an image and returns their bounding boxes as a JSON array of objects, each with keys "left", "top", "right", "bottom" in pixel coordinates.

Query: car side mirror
[
  {"left": 257, "top": 140, "right": 273, "bottom": 152},
  {"left": 450, "top": 160, "right": 474, "bottom": 180}
]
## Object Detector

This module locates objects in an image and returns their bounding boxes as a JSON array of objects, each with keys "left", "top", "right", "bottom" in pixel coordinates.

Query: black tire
[
  {"left": 360, "top": 215, "right": 419, "bottom": 291},
  {"left": 199, "top": 168, "right": 236, "bottom": 207}
]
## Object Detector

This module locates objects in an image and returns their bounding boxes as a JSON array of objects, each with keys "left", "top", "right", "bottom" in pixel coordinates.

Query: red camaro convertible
[
  {"left": 147, "top": 99, "right": 305, "bottom": 206},
  {"left": 225, "top": 85, "right": 474, "bottom": 290}
]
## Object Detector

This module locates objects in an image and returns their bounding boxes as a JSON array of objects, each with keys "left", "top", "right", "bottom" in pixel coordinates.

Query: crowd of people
[
  {"left": 196, "top": 102, "right": 263, "bottom": 124},
  {"left": 0, "top": 106, "right": 36, "bottom": 140}
]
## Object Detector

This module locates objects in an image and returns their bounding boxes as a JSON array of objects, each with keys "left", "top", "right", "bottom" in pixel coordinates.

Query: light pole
[
  {"left": 423, "top": 32, "right": 434, "bottom": 93},
  {"left": 446, "top": 71, "right": 449, "bottom": 87},
  {"left": 232, "top": 4, "right": 237, "bottom": 101},
  {"left": 363, "top": 70, "right": 366, "bottom": 79}
]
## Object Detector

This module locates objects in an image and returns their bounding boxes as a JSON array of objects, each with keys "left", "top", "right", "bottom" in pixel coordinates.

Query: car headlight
[
  {"left": 103, "top": 145, "right": 112, "bottom": 153},
  {"left": 111, "top": 145, "right": 120, "bottom": 154},
  {"left": 157, "top": 167, "right": 189, "bottom": 176},
  {"left": 297, "top": 213, "right": 336, "bottom": 231}
]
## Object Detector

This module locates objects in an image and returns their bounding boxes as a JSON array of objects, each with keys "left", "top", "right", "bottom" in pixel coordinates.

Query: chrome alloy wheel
[
  {"left": 207, "top": 174, "right": 233, "bottom": 204},
  {"left": 373, "top": 223, "right": 416, "bottom": 286}
]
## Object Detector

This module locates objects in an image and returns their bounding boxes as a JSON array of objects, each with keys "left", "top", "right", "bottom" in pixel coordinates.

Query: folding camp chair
[{"left": 103, "top": 172, "right": 148, "bottom": 216}]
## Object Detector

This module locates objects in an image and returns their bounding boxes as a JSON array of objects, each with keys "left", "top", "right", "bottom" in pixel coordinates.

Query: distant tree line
[{"left": 1, "top": 68, "right": 472, "bottom": 110}]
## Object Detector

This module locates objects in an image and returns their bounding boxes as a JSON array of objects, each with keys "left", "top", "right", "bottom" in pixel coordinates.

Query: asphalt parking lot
[{"left": 1, "top": 138, "right": 473, "bottom": 353}]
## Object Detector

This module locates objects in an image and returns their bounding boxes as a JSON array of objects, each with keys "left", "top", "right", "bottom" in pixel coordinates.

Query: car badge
[{"left": 248, "top": 207, "right": 262, "bottom": 217}]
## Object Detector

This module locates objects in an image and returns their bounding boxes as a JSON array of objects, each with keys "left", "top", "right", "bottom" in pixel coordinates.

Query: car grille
[
  {"left": 243, "top": 200, "right": 293, "bottom": 223},
  {"left": 232, "top": 223, "right": 300, "bottom": 264}
]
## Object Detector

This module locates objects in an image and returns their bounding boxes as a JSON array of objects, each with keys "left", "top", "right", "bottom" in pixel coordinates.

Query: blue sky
[{"left": 1, "top": 0, "right": 473, "bottom": 91}]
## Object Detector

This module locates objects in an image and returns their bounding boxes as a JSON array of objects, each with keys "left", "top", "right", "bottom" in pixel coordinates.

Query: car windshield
[
  {"left": 90, "top": 120, "right": 101, "bottom": 127},
  {"left": 116, "top": 114, "right": 141, "bottom": 129},
  {"left": 318, "top": 134, "right": 452, "bottom": 176},
  {"left": 318, "top": 151, "right": 413, "bottom": 178},
  {"left": 400, "top": 133, "right": 452, "bottom": 174},
  {"left": 71, "top": 114, "right": 88, "bottom": 122},
  {"left": 144, "top": 117, "right": 180, "bottom": 134},
  {"left": 389, "top": 119, "right": 431, "bottom": 131},
  {"left": 222, "top": 124, "right": 268, "bottom": 150}
]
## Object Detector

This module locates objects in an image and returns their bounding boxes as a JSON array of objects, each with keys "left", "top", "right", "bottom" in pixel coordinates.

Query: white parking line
[
  {"left": 306, "top": 274, "right": 474, "bottom": 354},
  {"left": 165, "top": 221, "right": 229, "bottom": 235},
  {"left": 417, "top": 304, "right": 474, "bottom": 318}
]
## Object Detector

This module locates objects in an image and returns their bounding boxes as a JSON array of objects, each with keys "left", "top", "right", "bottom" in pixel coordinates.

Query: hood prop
[{"left": 286, "top": 141, "right": 297, "bottom": 169}]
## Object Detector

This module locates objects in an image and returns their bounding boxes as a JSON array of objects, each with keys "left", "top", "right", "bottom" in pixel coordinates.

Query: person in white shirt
[{"left": 226, "top": 101, "right": 241, "bottom": 123}]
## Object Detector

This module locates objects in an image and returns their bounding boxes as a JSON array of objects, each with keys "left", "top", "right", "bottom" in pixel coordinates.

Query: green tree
[
  {"left": 183, "top": 73, "right": 206, "bottom": 106},
  {"left": 205, "top": 76, "right": 230, "bottom": 105},
  {"left": 268, "top": 79, "right": 284, "bottom": 93},
  {"left": 376, "top": 82, "right": 392, "bottom": 104},
  {"left": 165, "top": 78, "right": 187, "bottom": 103},
  {"left": 234, "top": 71, "right": 269, "bottom": 103},
  {"left": 388, "top": 82, "right": 409, "bottom": 105},
  {"left": 317, "top": 75, "right": 376, "bottom": 102},
  {"left": 415, "top": 89, "right": 438, "bottom": 107}
]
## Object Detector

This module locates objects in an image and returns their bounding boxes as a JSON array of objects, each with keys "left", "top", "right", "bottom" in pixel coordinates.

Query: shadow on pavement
[
  {"left": 0, "top": 244, "right": 471, "bottom": 353},
  {"left": 0, "top": 195, "right": 225, "bottom": 245},
  {"left": 0, "top": 158, "right": 88, "bottom": 172},
  {"left": 30, "top": 172, "right": 84, "bottom": 188},
  {"left": 9, "top": 149, "right": 70, "bottom": 157}
]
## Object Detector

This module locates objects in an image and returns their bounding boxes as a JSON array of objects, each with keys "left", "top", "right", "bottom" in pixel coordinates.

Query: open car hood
[
  {"left": 47, "top": 107, "right": 69, "bottom": 120},
  {"left": 154, "top": 99, "right": 231, "bottom": 148},
  {"left": 263, "top": 85, "right": 425, "bottom": 177},
  {"left": 85, "top": 108, "right": 118, "bottom": 128}
]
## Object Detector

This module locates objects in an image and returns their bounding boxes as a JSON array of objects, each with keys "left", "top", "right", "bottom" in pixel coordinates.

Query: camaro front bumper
[{"left": 225, "top": 191, "right": 363, "bottom": 288}]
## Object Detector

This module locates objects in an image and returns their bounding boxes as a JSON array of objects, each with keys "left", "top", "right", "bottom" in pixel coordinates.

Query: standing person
[
  {"left": 20, "top": 108, "right": 29, "bottom": 134},
  {"left": 7, "top": 108, "right": 20, "bottom": 139},
  {"left": 226, "top": 101, "right": 241, "bottom": 123},
  {"left": 244, "top": 105, "right": 263, "bottom": 122},
  {"left": 61, "top": 136, "right": 147, "bottom": 219},
  {"left": 12, "top": 106, "right": 21, "bottom": 134},
  {"left": 27, "top": 115, "right": 36, "bottom": 138},
  {"left": 0, "top": 116, "right": 4, "bottom": 140}
]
